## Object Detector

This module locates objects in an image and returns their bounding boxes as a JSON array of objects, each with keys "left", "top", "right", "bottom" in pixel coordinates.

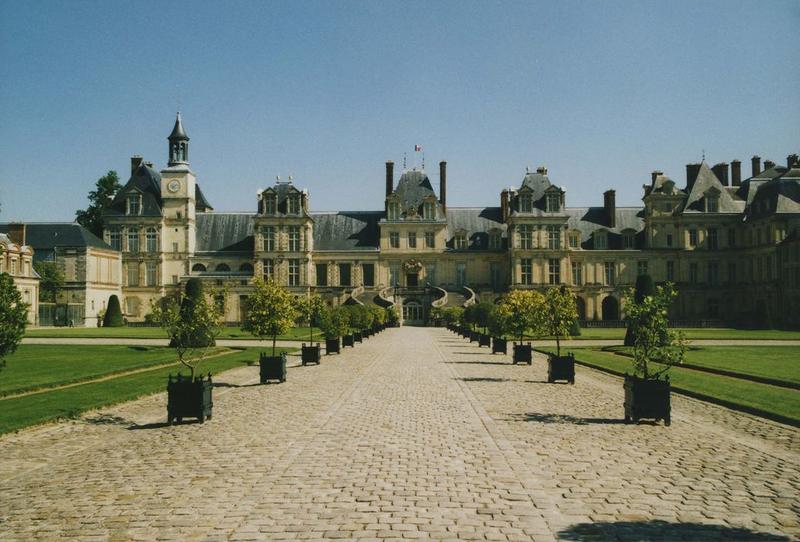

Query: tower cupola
[{"left": 167, "top": 112, "right": 190, "bottom": 166}]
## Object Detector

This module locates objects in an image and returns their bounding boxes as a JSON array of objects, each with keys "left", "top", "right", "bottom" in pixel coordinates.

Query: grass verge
[{"left": 25, "top": 326, "right": 324, "bottom": 341}]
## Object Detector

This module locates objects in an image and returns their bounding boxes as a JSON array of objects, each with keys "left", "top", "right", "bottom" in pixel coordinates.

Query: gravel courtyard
[{"left": 0, "top": 327, "right": 797, "bottom": 541}]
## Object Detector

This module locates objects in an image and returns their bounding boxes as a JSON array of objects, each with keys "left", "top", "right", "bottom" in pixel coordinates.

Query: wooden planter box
[
  {"left": 469, "top": 330, "right": 480, "bottom": 343},
  {"left": 301, "top": 344, "right": 321, "bottom": 365},
  {"left": 342, "top": 334, "right": 355, "bottom": 347},
  {"left": 624, "top": 375, "right": 671, "bottom": 426},
  {"left": 259, "top": 352, "right": 286, "bottom": 384},
  {"left": 353, "top": 331, "right": 363, "bottom": 343},
  {"left": 513, "top": 343, "right": 532, "bottom": 364},
  {"left": 478, "top": 333, "right": 491, "bottom": 347},
  {"left": 362, "top": 329, "right": 371, "bottom": 339},
  {"left": 326, "top": 337, "right": 340, "bottom": 355},
  {"left": 167, "top": 374, "right": 213, "bottom": 424},
  {"left": 547, "top": 354, "right": 575, "bottom": 384},
  {"left": 492, "top": 337, "right": 507, "bottom": 354}
]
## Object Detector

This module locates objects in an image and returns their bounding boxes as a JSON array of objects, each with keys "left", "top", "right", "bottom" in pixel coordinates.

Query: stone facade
[
  {"left": 0, "top": 228, "right": 39, "bottom": 324},
  {"left": 104, "top": 115, "right": 800, "bottom": 327}
]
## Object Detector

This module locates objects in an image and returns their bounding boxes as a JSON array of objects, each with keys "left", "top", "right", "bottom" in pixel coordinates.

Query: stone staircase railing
[
  {"left": 431, "top": 286, "right": 448, "bottom": 308},
  {"left": 347, "top": 285, "right": 365, "bottom": 306},
  {"left": 377, "top": 286, "right": 395, "bottom": 308},
  {"left": 462, "top": 286, "right": 477, "bottom": 308}
]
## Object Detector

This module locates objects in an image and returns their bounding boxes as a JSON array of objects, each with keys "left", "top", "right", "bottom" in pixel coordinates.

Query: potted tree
[
  {"left": 542, "top": 286, "right": 578, "bottom": 384},
  {"left": 385, "top": 305, "right": 400, "bottom": 328},
  {"left": 473, "top": 302, "right": 493, "bottom": 347},
  {"left": 622, "top": 282, "right": 686, "bottom": 426},
  {"left": 369, "top": 305, "right": 385, "bottom": 334},
  {"left": 499, "top": 289, "right": 543, "bottom": 364},
  {"left": 243, "top": 278, "right": 297, "bottom": 384},
  {"left": 318, "top": 305, "right": 349, "bottom": 354},
  {"left": 296, "top": 293, "right": 324, "bottom": 365},
  {"left": 151, "top": 279, "right": 222, "bottom": 424},
  {"left": 624, "top": 274, "right": 656, "bottom": 346},
  {"left": 463, "top": 304, "right": 480, "bottom": 342},
  {"left": 487, "top": 304, "right": 508, "bottom": 354}
]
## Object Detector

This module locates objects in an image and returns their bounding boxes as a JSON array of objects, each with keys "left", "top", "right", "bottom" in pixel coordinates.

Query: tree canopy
[
  {"left": 542, "top": 286, "right": 578, "bottom": 356},
  {"left": 0, "top": 272, "right": 29, "bottom": 375},
  {"left": 33, "top": 261, "right": 64, "bottom": 303},
  {"left": 496, "top": 289, "right": 544, "bottom": 341},
  {"left": 75, "top": 170, "right": 122, "bottom": 237},
  {"left": 243, "top": 278, "right": 297, "bottom": 357}
]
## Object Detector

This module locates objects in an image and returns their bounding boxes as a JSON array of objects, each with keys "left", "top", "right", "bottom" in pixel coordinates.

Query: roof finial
[
  {"left": 403, "top": 152, "right": 407, "bottom": 170},
  {"left": 702, "top": 148, "right": 706, "bottom": 162}
]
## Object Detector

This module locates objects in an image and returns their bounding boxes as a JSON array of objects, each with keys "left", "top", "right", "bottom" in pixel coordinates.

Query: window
[
  {"left": 454, "top": 233, "right": 467, "bottom": 250},
  {"left": 518, "top": 225, "right": 533, "bottom": 249},
  {"left": 288, "top": 226, "right": 301, "bottom": 251},
  {"left": 728, "top": 262, "right": 736, "bottom": 284},
  {"left": 546, "top": 194, "right": 560, "bottom": 212},
  {"left": 569, "top": 233, "right": 579, "bottom": 249},
  {"left": 594, "top": 231, "right": 607, "bottom": 250},
  {"left": 127, "top": 194, "right": 141, "bottom": 215},
  {"left": 362, "top": 263, "right": 375, "bottom": 287},
  {"left": 389, "top": 263, "right": 400, "bottom": 286},
  {"left": 708, "top": 261, "right": 719, "bottom": 286},
  {"left": 708, "top": 228, "right": 718, "bottom": 250},
  {"left": 424, "top": 264, "right": 435, "bottom": 285},
  {"left": 215, "top": 263, "right": 230, "bottom": 272},
  {"left": 706, "top": 196, "right": 719, "bottom": 213},
  {"left": 425, "top": 232, "right": 435, "bottom": 248},
  {"left": 172, "top": 275, "right": 178, "bottom": 285},
  {"left": 489, "top": 231, "right": 501, "bottom": 250},
  {"left": 456, "top": 263, "right": 466, "bottom": 287},
  {"left": 548, "top": 258, "right": 560, "bottom": 284},
  {"left": 666, "top": 261, "right": 675, "bottom": 281},
  {"left": 637, "top": 261, "right": 648, "bottom": 276},
  {"left": 288, "top": 259, "right": 300, "bottom": 286},
  {"left": 146, "top": 228, "right": 157, "bottom": 252},
  {"left": 666, "top": 233, "right": 673, "bottom": 248},
  {"left": 388, "top": 201, "right": 399, "bottom": 220},
  {"left": 689, "top": 263, "right": 698, "bottom": 284},
  {"left": 408, "top": 232, "right": 417, "bottom": 248},
  {"left": 571, "top": 261, "right": 583, "bottom": 285},
  {"left": 263, "top": 259, "right": 274, "bottom": 280},
  {"left": 239, "top": 263, "right": 254, "bottom": 273},
  {"left": 214, "top": 294, "right": 225, "bottom": 313},
  {"left": 127, "top": 262, "right": 139, "bottom": 286},
  {"left": 664, "top": 202, "right": 673, "bottom": 212},
  {"left": 604, "top": 262, "right": 615, "bottom": 285},
  {"left": 315, "top": 263, "right": 328, "bottom": 286},
  {"left": 390, "top": 232, "right": 400, "bottom": 248},
  {"left": 688, "top": 228, "right": 698, "bottom": 247},
  {"left": 519, "top": 194, "right": 533, "bottom": 213},
  {"left": 423, "top": 200, "right": 435, "bottom": 219},
  {"left": 622, "top": 232, "right": 635, "bottom": 249},
  {"left": 127, "top": 228, "right": 139, "bottom": 253},
  {"left": 521, "top": 258, "right": 533, "bottom": 285},
  {"left": 338, "top": 263, "right": 351, "bottom": 286},
  {"left": 264, "top": 194, "right": 276, "bottom": 215},
  {"left": 110, "top": 229, "right": 121, "bottom": 251},
  {"left": 172, "top": 241, "right": 179, "bottom": 254},
  {"left": 146, "top": 262, "right": 157, "bottom": 286},
  {"left": 262, "top": 227, "right": 275, "bottom": 251},
  {"left": 10, "top": 259, "right": 16, "bottom": 275},
  {"left": 288, "top": 195, "right": 300, "bottom": 215},
  {"left": 547, "top": 226, "right": 560, "bottom": 249},
  {"left": 192, "top": 263, "right": 207, "bottom": 272}
]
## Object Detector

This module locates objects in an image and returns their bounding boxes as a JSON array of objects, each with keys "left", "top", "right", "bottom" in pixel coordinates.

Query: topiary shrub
[
  {"left": 103, "top": 295, "right": 124, "bottom": 327},
  {"left": 569, "top": 318, "right": 582, "bottom": 337}
]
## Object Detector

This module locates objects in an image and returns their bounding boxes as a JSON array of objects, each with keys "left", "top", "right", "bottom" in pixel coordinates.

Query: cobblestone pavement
[{"left": 1, "top": 328, "right": 798, "bottom": 541}]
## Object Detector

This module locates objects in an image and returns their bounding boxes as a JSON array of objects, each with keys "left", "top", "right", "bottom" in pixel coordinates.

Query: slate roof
[
  {"left": 0, "top": 223, "right": 115, "bottom": 261},
  {"left": 195, "top": 183, "right": 213, "bottom": 211},
  {"left": 644, "top": 173, "right": 683, "bottom": 197},
  {"left": 389, "top": 170, "right": 444, "bottom": 219},
  {"left": 258, "top": 182, "right": 308, "bottom": 216},
  {"left": 195, "top": 213, "right": 254, "bottom": 253},
  {"left": 681, "top": 162, "right": 743, "bottom": 214},
  {"left": 747, "top": 166, "right": 800, "bottom": 218},
  {"left": 311, "top": 211, "right": 382, "bottom": 251},
  {"left": 169, "top": 113, "right": 188, "bottom": 140},
  {"left": 563, "top": 207, "right": 645, "bottom": 249},
  {"left": 106, "top": 163, "right": 163, "bottom": 217},
  {"left": 445, "top": 208, "right": 506, "bottom": 250},
  {"left": 518, "top": 169, "right": 553, "bottom": 203}
]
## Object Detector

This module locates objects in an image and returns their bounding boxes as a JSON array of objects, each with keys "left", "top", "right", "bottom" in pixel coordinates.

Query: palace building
[{"left": 99, "top": 114, "right": 799, "bottom": 327}]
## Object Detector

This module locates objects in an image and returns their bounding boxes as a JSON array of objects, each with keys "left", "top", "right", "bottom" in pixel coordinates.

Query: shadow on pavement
[
  {"left": 446, "top": 361, "right": 511, "bottom": 366},
  {"left": 507, "top": 412, "right": 628, "bottom": 425},
  {"left": 127, "top": 420, "right": 204, "bottom": 430},
  {"left": 557, "top": 520, "right": 789, "bottom": 541},
  {"left": 457, "top": 377, "right": 510, "bottom": 383},
  {"left": 82, "top": 413, "right": 131, "bottom": 426},
  {"left": 213, "top": 382, "right": 260, "bottom": 388}
]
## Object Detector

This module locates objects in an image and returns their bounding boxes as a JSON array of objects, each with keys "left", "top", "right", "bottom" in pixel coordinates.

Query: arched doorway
[
  {"left": 402, "top": 300, "right": 423, "bottom": 325},
  {"left": 575, "top": 297, "right": 586, "bottom": 320},
  {"left": 602, "top": 296, "right": 619, "bottom": 320}
]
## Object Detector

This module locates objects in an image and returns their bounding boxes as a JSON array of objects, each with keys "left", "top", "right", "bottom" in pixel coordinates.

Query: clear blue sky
[{"left": 1, "top": 0, "right": 798, "bottom": 221}]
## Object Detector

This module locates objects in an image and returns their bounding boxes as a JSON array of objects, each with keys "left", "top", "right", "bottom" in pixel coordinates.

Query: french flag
[{"left": 414, "top": 145, "right": 423, "bottom": 152}]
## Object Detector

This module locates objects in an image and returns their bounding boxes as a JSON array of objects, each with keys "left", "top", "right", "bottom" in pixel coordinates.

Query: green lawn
[
  {"left": 25, "top": 326, "right": 324, "bottom": 341},
  {"left": 539, "top": 346, "right": 800, "bottom": 425},
  {"left": 0, "top": 347, "right": 294, "bottom": 435},
  {"left": 604, "top": 345, "right": 800, "bottom": 386},
  {"left": 527, "top": 327, "right": 800, "bottom": 341}
]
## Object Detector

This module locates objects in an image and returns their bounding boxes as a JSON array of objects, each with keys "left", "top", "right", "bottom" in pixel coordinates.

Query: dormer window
[
  {"left": 546, "top": 194, "right": 560, "bottom": 212},
  {"left": 706, "top": 196, "right": 719, "bottom": 213},
  {"left": 423, "top": 200, "right": 435, "bottom": 219},
  {"left": 264, "top": 194, "right": 277, "bottom": 215},
  {"left": 519, "top": 194, "right": 533, "bottom": 213},
  {"left": 127, "top": 194, "right": 141, "bottom": 215},
  {"left": 568, "top": 232, "right": 580, "bottom": 249},
  {"left": 489, "top": 230, "right": 501, "bottom": 250},
  {"left": 288, "top": 195, "right": 300, "bottom": 215},
  {"left": 594, "top": 230, "right": 607, "bottom": 250},
  {"left": 388, "top": 201, "right": 399, "bottom": 220},
  {"left": 622, "top": 230, "right": 635, "bottom": 250},
  {"left": 454, "top": 231, "right": 468, "bottom": 249}
]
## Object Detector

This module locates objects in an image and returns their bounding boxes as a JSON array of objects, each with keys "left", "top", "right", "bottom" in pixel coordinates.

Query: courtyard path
[{"left": 1, "top": 328, "right": 798, "bottom": 541}]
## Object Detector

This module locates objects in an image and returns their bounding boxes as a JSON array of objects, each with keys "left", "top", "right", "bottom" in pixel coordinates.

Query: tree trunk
[{"left": 272, "top": 336, "right": 277, "bottom": 358}]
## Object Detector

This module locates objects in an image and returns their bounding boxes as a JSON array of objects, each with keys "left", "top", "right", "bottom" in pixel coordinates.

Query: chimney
[
  {"left": 439, "top": 161, "right": 447, "bottom": 212},
  {"left": 686, "top": 163, "right": 701, "bottom": 192},
  {"left": 651, "top": 170, "right": 663, "bottom": 184},
  {"left": 603, "top": 189, "right": 616, "bottom": 228},
  {"left": 712, "top": 162, "right": 729, "bottom": 186},
  {"left": 385, "top": 161, "right": 394, "bottom": 198},
  {"left": 764, "top": 159, "right": 775, "bottom": 171},
  {"left": 731, "top": 160, "right": 742, "bottom": 186},
  {"left": 751, "top": 155, "right": 761, "bottom": 177},
  {"left": 788, "top": 154, "right": 799, "bottom": 169},
  {"left": 8, "top": 223, "right": 25, "bottom": 246},
  {"left": 131, "top": 155, "right": 143, "bottom": 175},
  {"left": 500, "top": 189, "right": 510, "bottom": 222}
]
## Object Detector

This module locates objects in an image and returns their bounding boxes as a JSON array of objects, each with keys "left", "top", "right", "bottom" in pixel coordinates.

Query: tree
[
  {"left": 296, "top": 294, "right": 324, "bottom": 342},
  {"left": 346, "top": 304, "right": 373, "bottom": 331},
  {"left": 463, "top": 304, "right": 478, "bottom": 330},
  {"left": 472, "top": 302, "right": 494, "bottom": 333},
  {"left": 624, "top": 274, "right": 656, "bottom": 346},
  {"left": 103, "top": 295, "right": 124, "bottom": 327},
  {"left": 242, "top": 278, "right": 297, "bottom": 358},
  {"left": 0, "top": 273, "right": 29, "bottom": 375},
  {"left": 317, "top": 305, "right": 351, "bottom": 339},
  {"left": 369, "top": 305, "right": 386, "bottom": 326},
  {"left": 542, "top": 286, "right": 578, "bottom": 357},
  {"left": 623, "top": 282, "right": 686, "bottom": 380},
  {"left": 496, "top": 290, "right": 545, "bottom": 342},
  {"left": 487, "top": 304, "right": 509, "bottom": 337},
  {"left": 385, "top": 305, "right": 400, "bottom": 326},
  {"left": 150, "top": 286, "right": 222, "bottom": 380},
  {"left": 75, "top": 170, "right": 122, "bottom": 237},
  {"left": 442, "top": 307, "right": 464, "bottom": 326},
  {"left": 33, "top": 261, "right": 64, "bottom": 303}
]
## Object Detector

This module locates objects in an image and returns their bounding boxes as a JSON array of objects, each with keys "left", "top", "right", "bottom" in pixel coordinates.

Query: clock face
[{"left": 167, "top": 180, "right": 180, "bottom": 193}]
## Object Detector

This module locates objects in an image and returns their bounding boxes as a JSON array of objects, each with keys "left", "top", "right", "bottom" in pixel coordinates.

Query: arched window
[
  {"left": 239, "top": 263, "right": 254, "bottom": 273},
  {"left": 192, "top": 263, "right": 207, "bottom": 272},
  {"left": 215, "top": 263, "right": 231, "bottom": 272}
]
